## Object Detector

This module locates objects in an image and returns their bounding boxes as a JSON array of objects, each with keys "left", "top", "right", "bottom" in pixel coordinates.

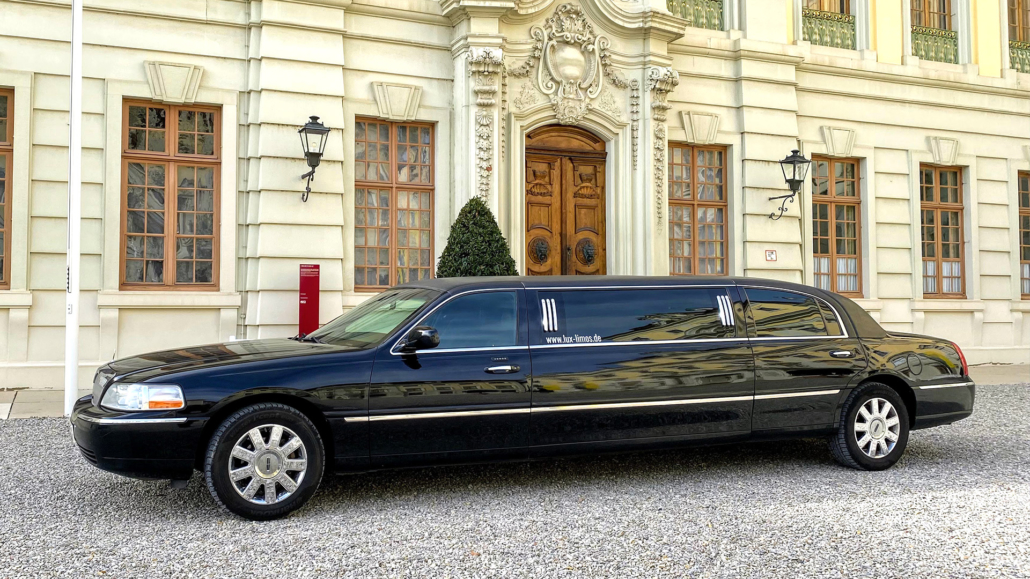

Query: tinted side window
[
  {"left": 745, "top": 288, "right": 828, "bottom": 338},
  {"left": 818, "top": 301, "right": 843, "bottom": 336},
  {"left": 422, "top": 291, "right": 518, "bottom": 349},
  {"left": 537, "top": 288, "right": 735, "bottom": 344}
]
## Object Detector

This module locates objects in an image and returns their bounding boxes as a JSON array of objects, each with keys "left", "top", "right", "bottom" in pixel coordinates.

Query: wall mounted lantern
[
  {"left": 769, "top": 149, "right": 811, "bottom": 220},
  {"left": 298, "top": 115, "right": 330, "bottom": 202}
]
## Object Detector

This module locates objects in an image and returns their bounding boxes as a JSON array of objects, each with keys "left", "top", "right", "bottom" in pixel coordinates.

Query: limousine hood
[{"left": 102, "top": 339, "right": 344, "bottom": 382}]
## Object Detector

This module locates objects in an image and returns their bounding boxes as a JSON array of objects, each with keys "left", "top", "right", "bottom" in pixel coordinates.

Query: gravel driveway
[{"left": 1, "top": 384, "right": 1028, "bottom": 579}]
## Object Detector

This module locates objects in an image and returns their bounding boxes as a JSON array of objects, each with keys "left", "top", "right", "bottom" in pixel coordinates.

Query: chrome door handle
[
  {"left": 830, "top": 350, "right": 853, "bottom": 358},
  {"left": 485, "top": 365, "right": 520, "bottom": 374}
]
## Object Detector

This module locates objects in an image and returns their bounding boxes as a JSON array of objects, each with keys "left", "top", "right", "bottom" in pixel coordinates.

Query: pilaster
[
  {"left": 443, "top": 0, "right": 513, "bottom": 220},
  {"left": 241, "top": 0, "right": 348, "bottom": 338}
]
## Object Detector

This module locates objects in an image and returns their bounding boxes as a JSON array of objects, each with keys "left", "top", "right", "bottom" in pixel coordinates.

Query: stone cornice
[{"left": 441, "top": 0, "right": 518, "bottom": 25}]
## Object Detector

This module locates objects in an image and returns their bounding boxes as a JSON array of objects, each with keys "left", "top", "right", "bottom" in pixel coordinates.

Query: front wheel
[
  {"left": 829, "top": 382, "right": 910, "bottom": 471},
  {"left": 204, "top": 402, "right": 325, "bottom": 520}
]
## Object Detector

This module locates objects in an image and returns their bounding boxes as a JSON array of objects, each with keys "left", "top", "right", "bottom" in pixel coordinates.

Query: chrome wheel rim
[
  {"left": 229, "top": 424, "right": 307, "bottom": 505},
  {"left": 854, "top": 397, "right": 900, "bottom": 459}
]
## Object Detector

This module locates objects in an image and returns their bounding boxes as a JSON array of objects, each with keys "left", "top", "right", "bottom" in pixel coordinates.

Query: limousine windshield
[{"left": 307, "top": 287, "right": 439, "bottom": 347}]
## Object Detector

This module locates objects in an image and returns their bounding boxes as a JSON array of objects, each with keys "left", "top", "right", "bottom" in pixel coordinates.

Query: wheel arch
[
  {"left": 194, "top": 392, "right": 335, "bottom": 472},
  {"left": 858, "top": 374, "right": 917, "bottom": 428}
]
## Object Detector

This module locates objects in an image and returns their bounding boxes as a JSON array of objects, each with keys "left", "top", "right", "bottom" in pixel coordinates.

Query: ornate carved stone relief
[
  {"left": 647, "top": 66, "right": 679, "bottom": 123},
  {"left": 468, "top": 48, "right": 504, "bottom": 199},
  {"left": 469, "top": 48, "right": 504, "bottom": 107},
  {"left": 513, "top": 81, "right": 540, "bottom": 111},
  {"left": 648, "top": 66, "right": 679, "bottom": 230},
  {"left": 508, "top": 4, "right": 633, "bottom": 126}
]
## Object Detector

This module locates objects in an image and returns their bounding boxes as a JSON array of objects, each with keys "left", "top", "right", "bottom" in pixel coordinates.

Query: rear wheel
[
  {"left": 204, "top": 403, "right": 324, "bottom": 520},
  {"left": 829, "top": 382, "right": 910, "bottom": 471}
]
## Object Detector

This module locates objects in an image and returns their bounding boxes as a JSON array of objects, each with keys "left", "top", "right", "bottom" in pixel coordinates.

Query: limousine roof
[
  {"left": 397, "top": 276, "right": 887, "bottom": 338},
  {"left": 402, "top": 275, "right": 820, "bottom": 293}
]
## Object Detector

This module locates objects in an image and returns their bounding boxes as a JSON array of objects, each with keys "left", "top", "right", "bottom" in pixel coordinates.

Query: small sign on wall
[
  {"left": 765, "top": 250, "right": 777, "bottom": 262},
  {"left": 299, "top": 264, "right": 320, "bottom": 336}
]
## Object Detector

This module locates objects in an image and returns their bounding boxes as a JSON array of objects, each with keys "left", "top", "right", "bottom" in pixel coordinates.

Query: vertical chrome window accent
[
  {"left": 716, "top": 294, "right": 733, "bottom": 326},
  {"left": 541, "top": 298, "right": 557, "bottom": 332}
]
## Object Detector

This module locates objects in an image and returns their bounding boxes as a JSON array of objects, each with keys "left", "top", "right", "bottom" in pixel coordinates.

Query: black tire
[
  {"left": 829, "top": 382, "right": 910, "bottom": 471},
  {"left": 204, "top": 403, "right": 324, "bottom": 520}
]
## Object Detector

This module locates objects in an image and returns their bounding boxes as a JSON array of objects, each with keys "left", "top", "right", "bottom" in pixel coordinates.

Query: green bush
[{"left": 436, "top": 196, "right": 518, "bottom": 277}]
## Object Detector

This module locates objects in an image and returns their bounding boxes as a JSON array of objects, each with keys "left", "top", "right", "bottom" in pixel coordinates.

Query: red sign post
[{"left": 299, "top": 264, "right": 320, "bottom": 336}]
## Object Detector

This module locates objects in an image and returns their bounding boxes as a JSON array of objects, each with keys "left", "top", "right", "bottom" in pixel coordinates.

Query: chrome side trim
[
  {"left": 748, "top": 336, "right": 849, "bottom": 342},
  {"left": 78, "top": 416, "right": 189, "bottom": 425},
  {"left": 531, "top": 338, "right": 748, "bottom": 350},
  {"left": 532, "top": 395, "right": 753, "bottom": 413},
  {"left": 918, "top": 381, "right": 975, "bottom": 390},
  {"left": 397, "top": 345, "right": 529, "bottom": 356},
  {"left": 347, "top": 389, "right": 852, "bottom": 421},
  {"left": 368, "top": 408, "right": 531, "bottom": 421},
  {"left": 754, "top": 389, "right": 840, "bottom": 400}
]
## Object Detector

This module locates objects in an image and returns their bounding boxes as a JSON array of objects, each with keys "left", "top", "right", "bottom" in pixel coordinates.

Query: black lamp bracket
[
  {"left": 768, "top": 192, "right": 796, "bottom": 220},
  {"left": 300, "top": 169, "right": 316, "bottom": 202}
]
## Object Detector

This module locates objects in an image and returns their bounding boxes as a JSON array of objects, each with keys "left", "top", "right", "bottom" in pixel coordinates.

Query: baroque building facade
[{"left": 0, "top": 0, "right": 1028, "bottom": 387}]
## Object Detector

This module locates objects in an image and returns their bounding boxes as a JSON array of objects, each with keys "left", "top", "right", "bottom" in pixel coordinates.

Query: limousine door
[
  {"left": 528, "top": 286, "right": 754, "bottom": 450},
  {"left": 367, "top": 288, "right": 532, "bottom": 466},
  {"left": 741, "top": 286, "right": 868, "bottom": 432}
]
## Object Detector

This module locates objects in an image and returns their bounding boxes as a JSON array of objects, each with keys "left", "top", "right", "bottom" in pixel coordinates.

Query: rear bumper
[
  {"left": 912, "top": 380, "right": 975, "bottom": 430},
  {"left": 70, "top": 397, "right": 208, "bottom": 480}
]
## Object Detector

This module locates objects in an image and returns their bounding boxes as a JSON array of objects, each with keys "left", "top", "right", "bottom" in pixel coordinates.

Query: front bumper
[
  {"left": 70, "top": 396, "right": 208, "bottom": 480},
  {"left": 912, "top": 379, "right": 975, "bottom": 430}
]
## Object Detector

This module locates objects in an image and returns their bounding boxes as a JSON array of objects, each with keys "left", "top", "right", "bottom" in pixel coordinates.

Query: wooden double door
[{"left": 524, "top": 126, "right": 607, "bottom": 276}]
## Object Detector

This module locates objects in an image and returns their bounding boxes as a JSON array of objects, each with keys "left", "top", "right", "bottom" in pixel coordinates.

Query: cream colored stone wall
[{"left": 0, "top": 0, "right": 1028, "bottom": 390}]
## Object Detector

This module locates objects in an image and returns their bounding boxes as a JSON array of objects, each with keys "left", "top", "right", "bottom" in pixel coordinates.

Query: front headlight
[{"left": 100, "top": 383, "right": 185, "bottom": 412}]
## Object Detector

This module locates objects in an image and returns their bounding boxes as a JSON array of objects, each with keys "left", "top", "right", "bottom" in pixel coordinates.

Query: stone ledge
[
  {"left": 97, "top": 291, "right": 241, "bottom": 309},
  {"left": 911, "top": 299, "right": 985, "bottom": 312},
  {"left": 0, "top": 292, "right": 33, "bottom": 309}
]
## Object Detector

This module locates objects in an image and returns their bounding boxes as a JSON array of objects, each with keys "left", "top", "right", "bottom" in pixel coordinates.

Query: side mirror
[{"left": 401, "top": 326, "right": 440, "bottom": 352}]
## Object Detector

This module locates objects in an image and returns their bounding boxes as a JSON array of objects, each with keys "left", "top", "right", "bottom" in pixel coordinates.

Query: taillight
[{"left": 951, "top": 341, "right": 968, "bottom": 376}]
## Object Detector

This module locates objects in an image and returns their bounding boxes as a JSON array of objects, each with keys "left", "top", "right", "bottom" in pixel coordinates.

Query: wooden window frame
[
  {"left": 804, "top": 0, "right": 850, "bottom": 13},
  {"left": 1011, "top": 0, "right": 1030, "bottom": 42},
  {"left": 811, "top": 156, "right": 862, "bottom": 297},
  {"left": 0, "top": 88, "right": 13, "bottom": 290},
  {"left": 667, "top": 143, "right": 729, "bottom": 277},
  {"left": 1019, "top": 171, "right": 1030, "bottom": 299},
  {"left": 120, "top": 100, "right": 221, "bottom": 291},
  {"left": 919, "top": 164, "right": 965, "bottom": 299},
  {"left": 912, "top": 0, "right": 953, "bottom": 30},
  {"left": 353, "top": 118, "right": 436, "bottom": 291}
]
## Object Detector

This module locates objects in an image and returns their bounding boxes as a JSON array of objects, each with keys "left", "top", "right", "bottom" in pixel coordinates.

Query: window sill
[
  {"left": 1011, "top": 301, "right": 1030, "bottom": 313},
  {"left": 911, "top": 299, "right": 983, "bottom": 312},
  {"left": 97, "top": 290, "right": 240, "bottom": 309},
  {"left": 0, "top": 291, "right": 32, "bottom": 308}
]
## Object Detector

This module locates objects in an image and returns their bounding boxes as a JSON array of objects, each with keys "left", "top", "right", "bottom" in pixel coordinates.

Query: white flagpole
[{"left": 65, "top": 0, "right": 83, "bottom": 416}]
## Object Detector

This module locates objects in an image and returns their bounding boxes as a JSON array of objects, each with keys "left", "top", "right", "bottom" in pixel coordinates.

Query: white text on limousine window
[{"left": 545, "top": 334, "right": 603, "bottom": 344}]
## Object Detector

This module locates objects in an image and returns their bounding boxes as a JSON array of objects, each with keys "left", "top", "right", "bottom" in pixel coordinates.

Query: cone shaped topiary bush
[{"left": 436, "top": 196, "right": 518, "bottom": 277}]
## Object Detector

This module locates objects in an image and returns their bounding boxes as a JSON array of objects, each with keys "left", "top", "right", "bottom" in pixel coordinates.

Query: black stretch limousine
[{"left": 72, "top": 276, "right": 975, "bottom": 520}]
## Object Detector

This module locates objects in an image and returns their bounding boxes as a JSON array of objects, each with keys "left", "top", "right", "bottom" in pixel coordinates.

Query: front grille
[{"left": 77, "top": 444, "right": 98, "bottom": 465}]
